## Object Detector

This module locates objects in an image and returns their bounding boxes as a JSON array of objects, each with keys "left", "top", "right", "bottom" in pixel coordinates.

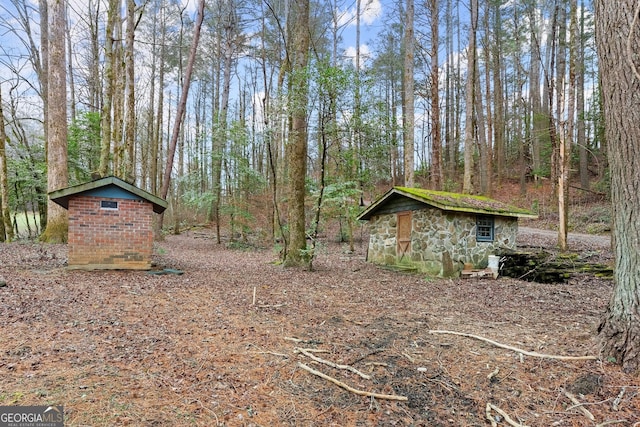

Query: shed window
[
  {"left": 476, "top": 216, "right": 494, "bottom": 242},
  {"left": 100, "top": 200, "right": 118, "bottom": 210}
]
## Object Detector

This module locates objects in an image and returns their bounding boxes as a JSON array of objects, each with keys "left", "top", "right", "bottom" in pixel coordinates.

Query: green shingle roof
[{"left": 357, "top": 186, "right": 538, "bottom": 221}]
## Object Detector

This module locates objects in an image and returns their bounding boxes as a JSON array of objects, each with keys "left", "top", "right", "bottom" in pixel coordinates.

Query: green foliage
[
  {"left": 7, "top": 155, "right": 46, "bottom": 212},
  {"left": 320, "top": 181, "right": 361, "bottom": 215},
  {"left": 68, "top": 111, "right": 101, "bottom": 183}
]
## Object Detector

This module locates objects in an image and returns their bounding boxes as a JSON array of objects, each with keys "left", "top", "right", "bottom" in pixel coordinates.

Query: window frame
[
  {"left": 100, "top": 200, "right": 119, "bottom": 210},
  {"left": 476, "top": 215, "right": 495, "bottom": 242}
]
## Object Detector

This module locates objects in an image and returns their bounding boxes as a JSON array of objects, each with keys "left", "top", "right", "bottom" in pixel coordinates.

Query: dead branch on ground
[
  {"left": 486, "top": 402, "right": 530, "bottom": 427},
  {"left": 429, "top": 330, "right": 598, "bottom": 361},
  {"left": 295, "top": 347, "right": 371, "bottom": 379},
  {"left": 297, "top": 362, "right": 408, "bottom": 401},
  {"left": 564, "top": 390, "right": 595, "bottom": 421}
]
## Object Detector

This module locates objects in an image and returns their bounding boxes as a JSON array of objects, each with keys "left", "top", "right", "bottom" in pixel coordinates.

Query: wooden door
[{"left": 397, "top": 212, "right": 412, "bottom": 260}]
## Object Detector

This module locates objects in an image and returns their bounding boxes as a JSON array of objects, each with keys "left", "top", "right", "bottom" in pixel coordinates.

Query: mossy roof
[
  {"left": 357, "top": 186, "right": 538, "bottom": 221},
  {"left": 49, "top": 176, "right": 168, "bottom": 214}
]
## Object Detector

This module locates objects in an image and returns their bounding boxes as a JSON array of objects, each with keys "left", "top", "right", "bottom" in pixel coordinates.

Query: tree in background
[
  {"left": 40, "top": 0, "right": 68, "bottom": 243},
  {"left": 0, "top": 86, "right": 13, "bottom": 241},
  {"left": 462, "top": 0, "right": 477, "bottom": 194},
  {"left": 402, "top": 0, "right": 414, "bottom": 187},
  {"left": 159, "top": 0, "right": 205, "bottom": 230},
  {"left": 428, "top": 0, "right": 443, "bottom": 190},
  {"left": 595, "top": 0, "right": 640, "bottom": 373}
]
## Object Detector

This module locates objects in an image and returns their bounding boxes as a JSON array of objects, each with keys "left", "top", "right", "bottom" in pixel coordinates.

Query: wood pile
[{"left": 495, "top": 249, "right": 613, "bottom": 283}]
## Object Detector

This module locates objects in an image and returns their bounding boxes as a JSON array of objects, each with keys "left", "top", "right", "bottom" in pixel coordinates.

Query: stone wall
[
  {"left": 68, "top": 195, "right": 154, "bottom": 270},
  {"left": 366, "top": 207, "right": 518, "bottom": 276}
]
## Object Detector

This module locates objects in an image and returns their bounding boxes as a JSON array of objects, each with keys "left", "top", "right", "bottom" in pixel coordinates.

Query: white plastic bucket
[{"left": 488, "top": 255, "right": 500, "bottom": 270}]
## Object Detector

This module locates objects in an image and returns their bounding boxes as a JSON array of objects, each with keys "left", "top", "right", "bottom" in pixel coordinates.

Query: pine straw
[{"left": 0, "top": 228, "right": 637, "bottom": 426}]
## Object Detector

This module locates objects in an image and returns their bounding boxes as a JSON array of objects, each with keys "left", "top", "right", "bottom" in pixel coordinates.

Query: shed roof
[
  {"left": 49, "top": 176, "right": 168, "bottom": 214},
  {"left": 357, "top": 186, "right": 538, "bottom": 221}
]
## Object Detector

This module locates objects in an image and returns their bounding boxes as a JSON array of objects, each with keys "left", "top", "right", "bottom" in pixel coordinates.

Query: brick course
[{"left": 68, "top": 196, "right": 154, "bottom": 269}]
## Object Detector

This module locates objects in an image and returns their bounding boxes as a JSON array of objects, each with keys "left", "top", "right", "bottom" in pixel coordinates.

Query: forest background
[{"left": 0, "top": 0, "right": 603, "bottom": 255}]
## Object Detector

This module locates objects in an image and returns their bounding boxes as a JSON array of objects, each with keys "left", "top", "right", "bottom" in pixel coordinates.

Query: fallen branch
[
  {"left": 486, "top": 402, "right": 530, "bottom": 427},
  {"left": 612, "top": 387, "right": 626, "bottom": 411},
  {"left": 487, "top": 367, "right": 500, "bottom": 381},
  {"left": 564, "top": 390, "right": 595, "bottom": 421},
  {"left": 296, "top": 347, "right": 371, "bottom": 379},
  {"left": 402, "top": 352, "right": 416, "bottom": 363},
  {"left": 297, "top": 362, "right": 407, "bottom": 401},
  {"left": 257, "top": 303, "right": 288, "bottom": 309},
  {"left": 284, "top": 337, "right": 322, "bottom": 345},
  {"left": 429, "top": 330, "right": 598, "bottom": 361}
]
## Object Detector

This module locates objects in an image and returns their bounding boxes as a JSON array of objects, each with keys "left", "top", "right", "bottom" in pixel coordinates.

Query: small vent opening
[{"left": 101, "top": 200, "right": 118, "bottom": 210}]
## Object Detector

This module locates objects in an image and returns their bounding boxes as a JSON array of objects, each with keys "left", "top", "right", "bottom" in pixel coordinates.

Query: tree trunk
[
  {"left": 553, "top": 4, "right": 567, "bottom": 193},
  {"left": 492, "top": 1, "right": 505, "bottom": 185},
  {"left": 475, "top": 77, "right": 490, "bottom": 195},
  {"left": 595, "top": 0, "right": 640, "bottom": 373},
  {"left": 577, "top": 1, "right": 588, "bottom": 190},
  {"left": 211, "top": 0, "right": 238, "bottom": 244},
  {"left": 39, "top": 0, "right": 49, "bottom": 229},
  {"left": 402, "top": 0, "right": 415, "bottom": 187},
  {"left": 98, "top": 0, "right": 118, "bottom": 177},
  {"left": 112, "top": 10, "right": 124, "bottom": 176},
  {"left": 65, "top": 1, "right": 75, "bottom": 122},
  {"left": 151, "top": 5, "right": 167, "bottom": 195},
  {"left": 124, "top": 0, "right": 136, "bottom": 182},
  {"left": 429, "top": 0, "right": 442, "bottom": 190},
  {"left": 528, "top": 4, "right": 544, "bottom": 179},
  {"left": 462, "top": 0, "right": 477, "bottom": 194},
  {"left": 283, "top": 0, "right": 310, "bottom": 268},
  {"left": 559, "top": 0, "right": 577, "bottom": 252},
  {"left": 41, "top": 0, "right": 68, "bottom": 243},
  {"left": 0, "top": 87, "right": 14, "bottom": 241}
]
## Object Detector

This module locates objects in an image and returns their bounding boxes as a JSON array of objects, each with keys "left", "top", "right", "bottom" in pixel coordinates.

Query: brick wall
[{"left": 68, "top": 195, "right": 154, "bottom": 269}]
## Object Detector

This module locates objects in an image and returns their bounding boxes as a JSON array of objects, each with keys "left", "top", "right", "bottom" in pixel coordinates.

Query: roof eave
[
  {"left": 49, "top": 176, "right": 168, "bottom": 214},
  {"left": 357, "top": 187, "right": 538, "bottom": 221}
]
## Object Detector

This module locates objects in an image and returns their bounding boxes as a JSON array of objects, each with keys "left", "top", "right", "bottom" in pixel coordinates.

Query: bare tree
[
  {"left": 402, "top": 0, "right": 414, "bottom": 187},
  {"left": 159, "top": 0, "right": 205, "bottom": 228}
]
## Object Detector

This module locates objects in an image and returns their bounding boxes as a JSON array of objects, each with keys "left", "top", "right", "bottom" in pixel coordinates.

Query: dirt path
[{"left": 519, "top": 226, "right": 611, "bottom": 250}]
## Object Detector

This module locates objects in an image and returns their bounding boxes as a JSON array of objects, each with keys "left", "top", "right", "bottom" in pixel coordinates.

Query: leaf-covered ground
[{"left": 0, "top": 226, "right": 638, "bottom": 426}]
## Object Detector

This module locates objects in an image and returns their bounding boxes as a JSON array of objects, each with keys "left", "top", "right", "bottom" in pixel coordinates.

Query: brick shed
[
  {"left": 49, "top": 176, "right": 167, "bottom": 270},
  {"left": 357, "top": 187, "right": 537, "bottom": 277}
]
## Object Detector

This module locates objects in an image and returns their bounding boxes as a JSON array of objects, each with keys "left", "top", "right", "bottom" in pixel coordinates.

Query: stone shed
[
  {"left": 357, "top": 187, "right": 537, "bottom": 277},
  {"left": 49, "top": 176, "right": 167, "bottom": 270}
]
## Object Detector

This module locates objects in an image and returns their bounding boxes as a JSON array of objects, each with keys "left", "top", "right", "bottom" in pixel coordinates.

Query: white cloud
[
  {"left": 343, "top": 44, "right": 372, "bottom": 69},
  {"left": 360, "top": 0, "right": 382, "bottom": 25},
  {"left": 336, "top": 0, "right": 383, "bottom": 27}
]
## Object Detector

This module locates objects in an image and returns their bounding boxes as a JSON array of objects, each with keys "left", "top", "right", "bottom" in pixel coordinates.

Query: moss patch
[{"left": 394, "top": 187, "right": 536, "bottom": 217}]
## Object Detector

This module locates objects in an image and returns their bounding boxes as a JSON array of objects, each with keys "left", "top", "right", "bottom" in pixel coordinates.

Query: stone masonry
[
  {"left": 366, "top": 207, "right": 518, "bottom": 276},
  {"left": 67, "top": 195, "right": 154, "bottom": 269}
]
